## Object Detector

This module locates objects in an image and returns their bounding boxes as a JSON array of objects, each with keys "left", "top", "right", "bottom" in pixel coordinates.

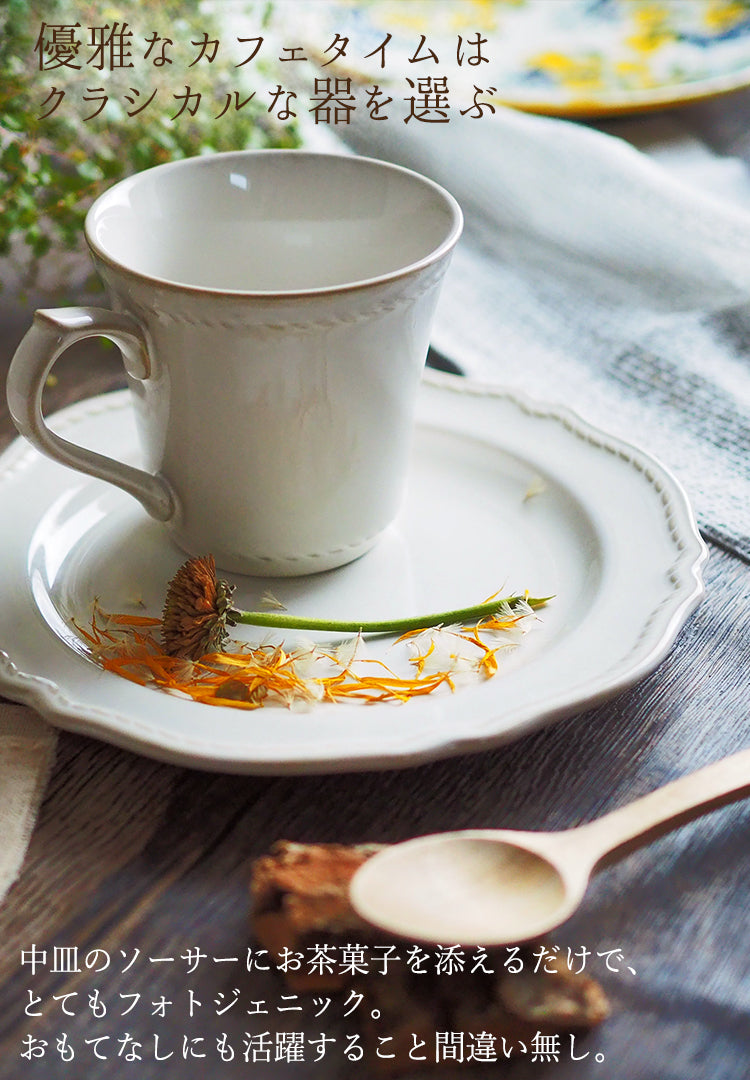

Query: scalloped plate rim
[{"left": 0, "top": 374, "right": 708, "bottom": 774}]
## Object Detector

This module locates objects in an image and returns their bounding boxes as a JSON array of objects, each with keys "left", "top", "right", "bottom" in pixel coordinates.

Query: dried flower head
[
  {"left": 161, "top": 554, "right": 237, "bottom": 660},
  {"left": 75, "top": 571, "right": 547, "bottom": 711},
  {"left": 94, "top": 554, "right": 555, "bottom": 703}
]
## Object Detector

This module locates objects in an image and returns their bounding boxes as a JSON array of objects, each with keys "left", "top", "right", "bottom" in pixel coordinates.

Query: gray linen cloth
[
  {"left": 342, "top": 105, "right": 750, "bottom": 563},
  {"left": 0, "top": 707, "right": 56, "bottom": 902}
]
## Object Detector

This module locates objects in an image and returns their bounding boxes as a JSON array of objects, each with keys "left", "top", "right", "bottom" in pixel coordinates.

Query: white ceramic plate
[{"left": 0, "top": 373, "right": 706, "bottom": 773}]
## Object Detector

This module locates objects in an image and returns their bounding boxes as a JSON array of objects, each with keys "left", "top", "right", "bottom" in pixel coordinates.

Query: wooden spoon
[{"left": 350, "top": 749, "right": 750, "bottom": 945}]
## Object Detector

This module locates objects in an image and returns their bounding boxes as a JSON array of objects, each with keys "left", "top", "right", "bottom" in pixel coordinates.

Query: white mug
[{"left": 7, "top": 150, "right": 462, "bottom": 575}]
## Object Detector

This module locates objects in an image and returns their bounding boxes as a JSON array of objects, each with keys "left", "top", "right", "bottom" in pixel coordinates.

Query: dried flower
[
  {"left": 159, "top": 555, "right": 551, "bottom": 660},
  {"left": 74, "top": 556, "right": 550, "bottom": 711},
  {"left": 161, "top": 554, "right": 238, "bottom": 660}
]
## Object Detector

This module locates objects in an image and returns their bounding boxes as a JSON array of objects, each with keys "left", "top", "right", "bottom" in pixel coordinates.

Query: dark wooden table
[{"left": 1, "top": 95, "right": 749, "bottom": 1080}]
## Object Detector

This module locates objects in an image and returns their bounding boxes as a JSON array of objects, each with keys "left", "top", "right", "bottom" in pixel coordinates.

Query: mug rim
[{"left": 84, "top": 149, "right": 463, "bottom": 300}]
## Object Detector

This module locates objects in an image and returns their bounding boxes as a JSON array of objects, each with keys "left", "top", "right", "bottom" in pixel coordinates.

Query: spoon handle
[{"left": 570, "top": 747, "right": 750, "bottom": 870}]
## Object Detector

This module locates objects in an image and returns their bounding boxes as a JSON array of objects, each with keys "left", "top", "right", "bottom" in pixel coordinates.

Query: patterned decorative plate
[{"left": 292, "top": 0, "right": 750, "bottom": 116}]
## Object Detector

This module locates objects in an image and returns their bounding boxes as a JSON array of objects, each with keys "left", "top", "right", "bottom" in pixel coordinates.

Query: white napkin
[
  {"left": 0, "top": 704, "right": 57, "bottom": 902},
  {"left": 342, "top": 105, "right": 750, "bottom": 561}
]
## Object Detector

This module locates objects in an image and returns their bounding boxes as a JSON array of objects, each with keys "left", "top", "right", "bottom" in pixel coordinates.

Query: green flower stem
[{"left": 230, "top": 595, "right": 551, "bottom": 636}]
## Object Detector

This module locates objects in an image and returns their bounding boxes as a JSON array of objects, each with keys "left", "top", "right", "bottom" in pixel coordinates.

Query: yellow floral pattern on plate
[{"left": 314, "top": 0, "right": 750, "bottom": 115}]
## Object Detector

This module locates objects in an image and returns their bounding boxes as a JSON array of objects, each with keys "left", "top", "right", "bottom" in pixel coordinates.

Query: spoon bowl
[
  {"left": 350, "top": 749, "right": 750, "bottom": 946},
  {"left": 351, "top": 830, "right": 577, "bottom": 945}
]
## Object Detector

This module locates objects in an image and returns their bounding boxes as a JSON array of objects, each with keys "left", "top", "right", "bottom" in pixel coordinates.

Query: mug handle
[{"left": 7, "top": 307, "right": 175, "bottom": 521}]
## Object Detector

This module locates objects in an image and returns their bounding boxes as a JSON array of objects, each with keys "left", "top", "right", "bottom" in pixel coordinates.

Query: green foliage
[{"left": 0, "top": 0, "right": 301, "bottom": 281}]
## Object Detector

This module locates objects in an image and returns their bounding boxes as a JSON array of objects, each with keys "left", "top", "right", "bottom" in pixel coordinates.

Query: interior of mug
[{"left": 85, "top": 151, "right": 462, "bottom": 294}]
